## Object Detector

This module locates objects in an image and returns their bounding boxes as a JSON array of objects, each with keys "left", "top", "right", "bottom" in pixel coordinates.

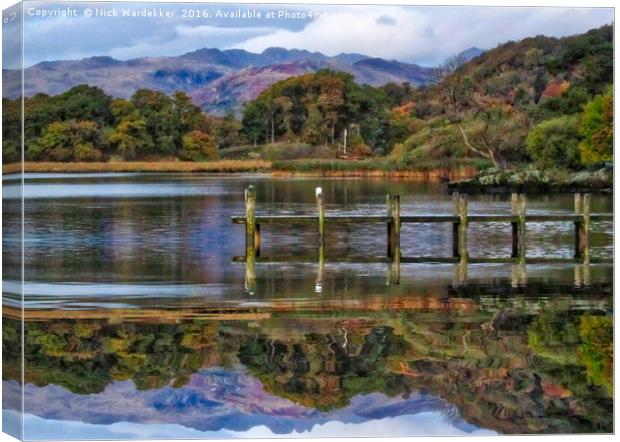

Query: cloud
[
  {"left": 235, "top": 6, "right": 614, "bottom": 65},
  {"left": 18, "top": 3, "right": 614, "bottom": 67},
  {"left": 108, "top": 25, "right": 275, "bottom": 59}
]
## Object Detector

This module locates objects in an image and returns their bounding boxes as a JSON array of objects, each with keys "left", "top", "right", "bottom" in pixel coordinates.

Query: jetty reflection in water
[
  {"left": 1, "top": 173, "right": 613, "bottom": 438},
  {"left": 3, "top": 271, "right": 613, "bottom": 438}
]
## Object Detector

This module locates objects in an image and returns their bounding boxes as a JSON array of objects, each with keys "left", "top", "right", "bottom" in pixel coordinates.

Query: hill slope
[{"left": 3, "top": 47, "right": 438, "bottom": 112}]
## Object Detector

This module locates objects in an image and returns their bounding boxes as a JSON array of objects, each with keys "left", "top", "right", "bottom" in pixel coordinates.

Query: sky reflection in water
[{"left": 2, "top": 174, "right": 613, "bottom": 438}]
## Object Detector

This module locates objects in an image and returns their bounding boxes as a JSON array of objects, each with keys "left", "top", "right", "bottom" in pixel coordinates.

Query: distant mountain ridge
[
  {"left": 457, "top": 47, "right": 485, "bottom": 62},
  {"left": 2, "top": 46, "right": 455, "bottom": 113}
]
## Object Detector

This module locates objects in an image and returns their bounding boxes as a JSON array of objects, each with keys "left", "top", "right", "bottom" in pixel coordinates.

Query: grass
[
  {"left": 3, "top": 160, "right": 271, "bottom": 174},
  {"left": 271, "top": 158, "right": 487, "bottom": 178},
  {"left": 3, "top": 156, "right": 487, "bottom": 180}
]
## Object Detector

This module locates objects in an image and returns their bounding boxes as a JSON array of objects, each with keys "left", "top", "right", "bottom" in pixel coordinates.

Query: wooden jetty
[{"left": 232, "top": 186, "right": 611, "bottom": 290}]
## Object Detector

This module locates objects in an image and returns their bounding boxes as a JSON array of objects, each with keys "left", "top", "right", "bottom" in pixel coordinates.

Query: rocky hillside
[{"left": 2, "top": 47, "right": 442, "bottom": 113}]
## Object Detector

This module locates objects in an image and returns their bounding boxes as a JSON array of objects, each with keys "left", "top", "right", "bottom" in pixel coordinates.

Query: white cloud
[
  {"left": 108, "top": 25, "right": 275, "bottom": 59},
  {"left": 235, "top": 6, "right": 614, "bottom": 65},
  {"left": 18, "top": 4, "right": 614, "bottom": 67}
]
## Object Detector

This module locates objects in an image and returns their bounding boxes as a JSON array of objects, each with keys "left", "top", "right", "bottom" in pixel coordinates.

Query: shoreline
[
  {"left": 2, "top": 161, "right": 612, "bottom": 193},
  {"left": 448, "top": 182, "right": 613, "bottom": 194},
  {"left": 3, "top": 160, "right": 478, "bottom": 180}
]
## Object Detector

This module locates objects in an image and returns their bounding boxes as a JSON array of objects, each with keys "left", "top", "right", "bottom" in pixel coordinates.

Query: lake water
[{"left": 2, "top": 173, "right": 614, "bottom": 438}]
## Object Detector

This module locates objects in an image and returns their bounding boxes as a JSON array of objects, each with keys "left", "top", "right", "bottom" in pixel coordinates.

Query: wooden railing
[{"left": 232, "top": 186, "right": 611, "bottom": 291}]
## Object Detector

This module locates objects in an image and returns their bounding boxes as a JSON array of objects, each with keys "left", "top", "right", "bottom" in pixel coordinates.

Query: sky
[
  {"left": 12, "top": 410, "right": 497, "bottom": 440},
  {"left": 4, "top": 2, "right": 614, "bottom": 68}
]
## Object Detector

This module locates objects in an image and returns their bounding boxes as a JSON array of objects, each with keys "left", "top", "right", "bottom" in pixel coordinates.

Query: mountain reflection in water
[
  {"left": 2, "top": 174, "right": 613, "bottom": 438},
  {"left": 3, "top": 289, "right": 613, "bottom": 438}
]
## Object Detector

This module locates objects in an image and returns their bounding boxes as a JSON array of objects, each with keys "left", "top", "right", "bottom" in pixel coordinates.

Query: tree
[
  {"left": 523, "top": 48, "right": 543, "bottom": 69},
  {"left": 526, "top": 115, "right": 581, "bottom": 169},
  {"left": 214, "top": 110, "right": 245, "bottom": 149},
  {"left": 316, "top": 76, "right": 345, "bottom": 144},
  {"left": 579, "top": 88, "right": 613, "bottom": 166},
  {"left": 439, "top": 63, "right": 526, "bottom": 168},
  {"left": 533, "top": 69, "right": 547, "bottom": 104},
  {"left": 301, "top": 103, "right": 325, "bottom": 145},
  {"left": 273, "top": 96, "right": 294, "bottom": 139},
  {"left": 29, "top": 120, "right": 104, "bottom": 162},
  {"left": 180, "top": 130, "right": 218, "bottom": 161},
  {"left": 171, "top": 91, "right": 209, "bottom": 149},
  {"left": 242, "top": 101, "right": 269, "bottom": 146},
  {"left": 131, "top": 89, "right": 175, "bottom": 154},
  {"left": 2, "top": 98, "right": 21, "bottom": 163},
  {"left": 107, "top": 99, "right": 153, "bottom": 159},
  {"left": 50, "top": 85, "right": 113, "bottom": 125}
]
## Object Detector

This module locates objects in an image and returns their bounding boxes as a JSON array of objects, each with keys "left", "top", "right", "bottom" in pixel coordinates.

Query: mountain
[
  {"left": 3, "top": 47, "right": 438, "bottom": 113},
  {"left": 352, "top": 58, "right": 437, "bottom": 85},
  {"left": 5, "top": 370, "right": 470, "bottom": 436},
  {"left": 457, "top": 47, "right": 485, "bottom": 62}
]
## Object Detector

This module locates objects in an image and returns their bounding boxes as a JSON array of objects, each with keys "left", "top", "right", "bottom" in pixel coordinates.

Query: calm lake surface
[{"left": 2, "top": 173, "right": 614, "bottom": 438}]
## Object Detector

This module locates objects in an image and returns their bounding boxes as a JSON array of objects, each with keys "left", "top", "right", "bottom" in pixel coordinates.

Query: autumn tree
[
  {"left": 214, "top": 110, "right": 245, "bottom": 149},
  {"left": 107, "top": 99, "right": 152, "bottom": 160},
  {"left": 316, "top": 75, "right": 345, "bottom": 144},
  {"left": 242, "top": 101, "right": 269, "bottom": 146},
  {"left": 29, "top": 120, "right": 104, "bottom": 161},
  {"left": 526, "top": 115, "right": 581, "bottom": 169},
  {"left": 180, "top": 130, "right": 218, "bottom": 161},
  {"left": 579, "top": 88, "right": 613, "bottom": 166}
]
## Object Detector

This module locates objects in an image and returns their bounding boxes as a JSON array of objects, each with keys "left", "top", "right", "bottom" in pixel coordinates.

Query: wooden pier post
[
  {"left": 581, "top": 194, "right": 591, "bottom": 260},
  {"left": 458, "top": 194, "right": 468, "bottom": 260},
  {"left": 386, "top": 194, "right": 401, "bottom": 261},
  {"left": 392, "top": 195, "right": 401, "bottom": 255},
  {"left": 511, "top": 193, "right": 526, "bottom": 260},
  {"left": 457, "top": 194, "right": 468, "bottom": 284},
  {"left": 390, "top": 195, "right": 401, "bottom": 284},
  {"left": 316, "top": 187, "right": 325, "bottom": 247},
  {"left": 517, "top": 194, "right": 526, "bottom": 261},
  {"left": 245, "top": 185, "right": 258, "bottom": 258},
  {"left": 574, "top": 193, "right": 590, "bottom": 260},
  {"left": 511, "top": 193, "right": 519, "bottom": 257},
  {"left": 452, "top": 193, "right": 460, "bottom": 257},
  {"left": 316, "top": 243, "right": 325, "bottom": 294}
]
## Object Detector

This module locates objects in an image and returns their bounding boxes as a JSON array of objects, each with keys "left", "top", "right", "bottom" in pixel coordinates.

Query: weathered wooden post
[
  {"left": 458, "top": 194, "right": 468, "bottom": 260},
  {"left": 316, "top": 187, "right": 325, "bottom": 248},
  {"left": 452, "top": 192, "right": 460, "bottom": 257},
  {"left": 390, "top": 195, "right": 401, "bottom": 284},
  {"left": 457, "top": 194, "right": 468, "bottom": 284},
  {"left": 511, "top": 193, "right": 527, "bottom": 260},
  {"left": 574, "top": 193, "right": 590, "bottom": 260},
  {"left": 581, "top": 194, "right": 591, "bottom": 260},
  {"left": 582, "top": 194, "right": 591, "bottom": 286},
  {"left": 245, "top": 185, "right": 257, "bottom": 258},
  {"left": 574, "top": 193, "right": 582, "bottom": 258},
  {"left": 392, "top": 195, "right": 401, "bottom": 255},
  {"left": 517, "top": 194, "right": 526, "bottom": 261},
  {"left": 386, "top": 194, "right": 393, "bottom": 258},
  {"left": 574, "top": 192, "right": 591, "bottom": 285},
  {"left": 511, "top": 193, "right": 519, "bottom": 258},
  {"left": 316, "top": 244, "right": 325, "bottom": 294},
  {"left": 386, "top": 194, "right": 401, "bottom": 261},
  {"left": 574, "top": 263, "right": 583, "bottom": 287}
]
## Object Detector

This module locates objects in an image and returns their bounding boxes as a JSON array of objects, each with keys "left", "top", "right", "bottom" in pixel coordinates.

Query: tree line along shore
[{"left": 2, "top": 25, "right": 612, "bottom": 191}]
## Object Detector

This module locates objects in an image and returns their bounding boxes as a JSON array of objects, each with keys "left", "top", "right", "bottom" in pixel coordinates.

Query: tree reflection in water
[{"left": 3, "top": 295, "right": 613, "bottom": 435}]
